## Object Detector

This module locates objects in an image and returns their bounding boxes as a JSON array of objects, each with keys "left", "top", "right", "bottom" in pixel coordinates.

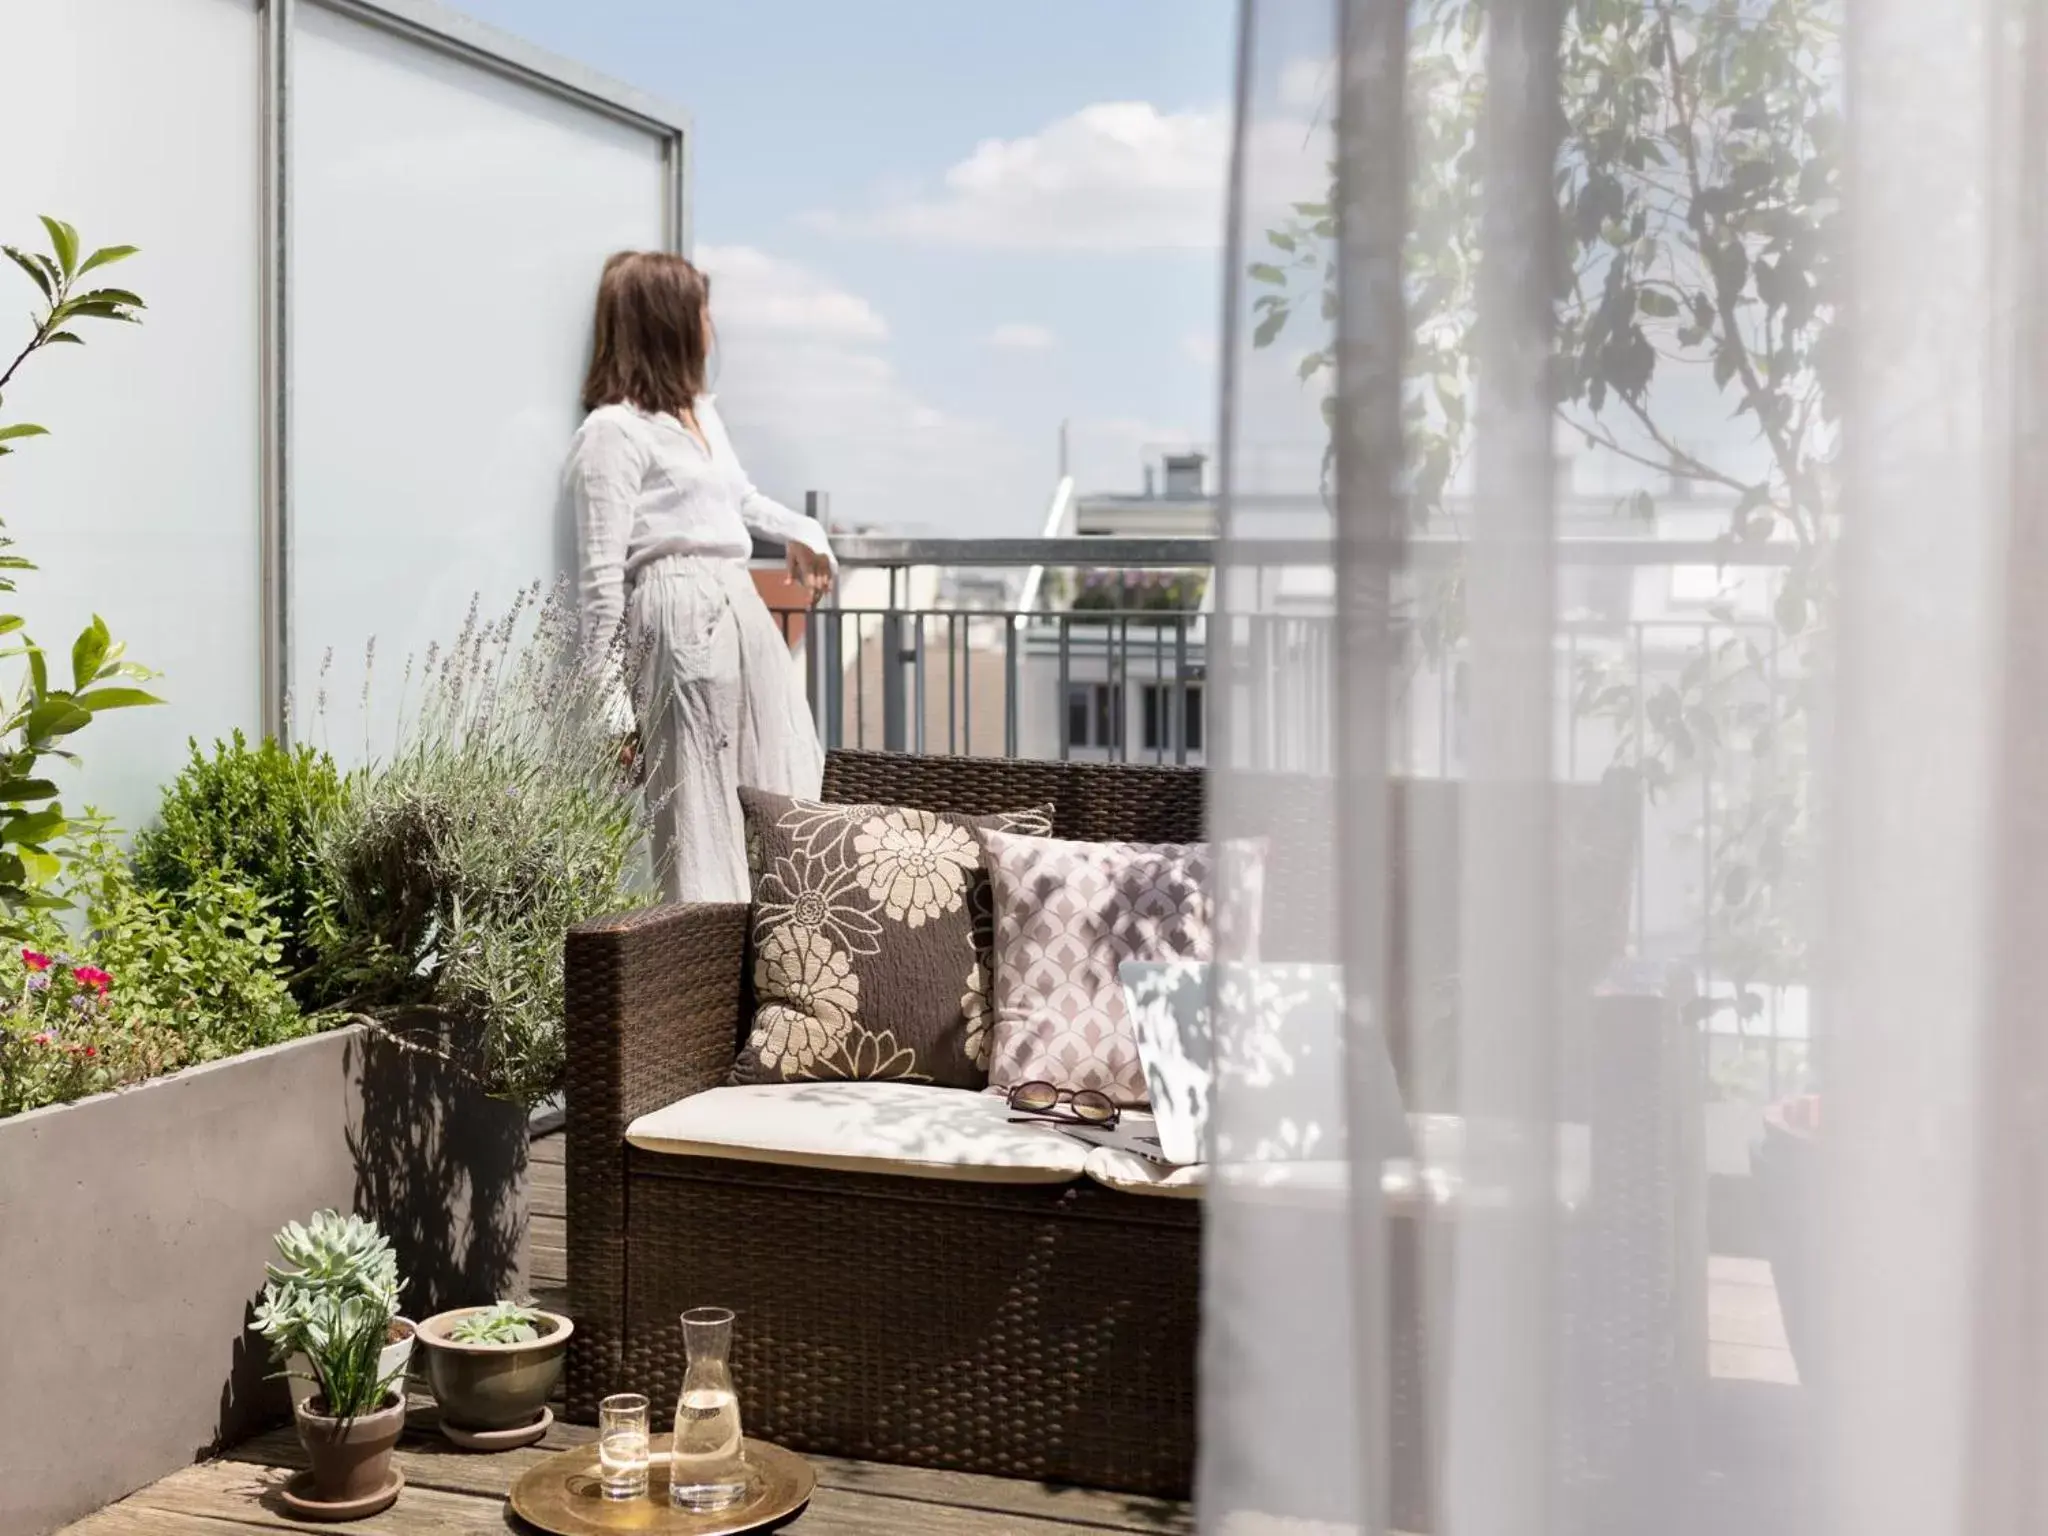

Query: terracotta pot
[
  {"left": 293, "top": 1391, "right": 405, "bottom": 1503},
  {"left": 289, "top": 1317, "right": 415, "bottom": 1410},
  {"left": 416, "top": 1308, "right": 573, "bottom": 1431}
]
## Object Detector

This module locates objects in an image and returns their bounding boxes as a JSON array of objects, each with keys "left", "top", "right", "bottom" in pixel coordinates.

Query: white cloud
[
  {"left": 693, "top": 245, "right": 1041, "bottom": 536},
  {"left": 1182, "top": 331, "right": 1219, "bottom": 368},
  {"left": 818, "top": 101, "right": 1231, "bottom": 251},
  {"left": 697, "top": 243, "right": 888, "bottom": 342},
  {"left": 812, "top": 90, "right": 1328, "bottom": 253},
  {"left": 986, "top": 322, "right": 1056, "bottom": 350}
]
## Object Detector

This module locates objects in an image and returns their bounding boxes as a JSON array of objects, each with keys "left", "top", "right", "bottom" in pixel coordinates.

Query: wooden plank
[
  {"left": 219, "top": 1419, "right": 1189, "bottom": 1534},
  {"left": 529, "top": 1213, "right": 566, "bottom": 1250},
  {"left": 530, "top": 1244, "right": 568, "bottom": 1292},
  {"left": 60, "top": 1503, "right": 280, "bottom": 1534},
  {"left": 529, "top": 1131, "right": 564, "bottom": 1167},
  {"left": 806, "top": 1456, "right": 1191, "bottom": 1534},
  {"left": 95, "top": 1452, "right": 1173, "bottom": 1536},
  {"left": 529, "top": 1166, "right": 566, "bottom": 1220},
  {"left": 115, "top": 1459, "right": 508, "bottom": 1532}
]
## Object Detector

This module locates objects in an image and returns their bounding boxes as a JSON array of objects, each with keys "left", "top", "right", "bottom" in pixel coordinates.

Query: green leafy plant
[
  {"left": 275, "top": 1291, "right": 405, "bottom": 1420},
  {"left": 447, "top": 1301, "right": 544, "bottom": 1345},
  {"left": 258, "top": 1209, "right": 404, "bottom": 1321},
  {"left": 1068, "top": 569, "right": 1207, "bottom": 613},
  {"left": 0, "top": 828, "right": 315, "bottom": 1117},
  {"left": 254, "top": 1210, "right": 408, "bottom": 1417},
  {"left": 315, "top": 582, "right": 652, "bottom": 1104},
  {"left": 0, "top": 218, "right": 158, "bottom": 938},
  {"left": 133, "top": 731, "right": 345, "bottom": 989}
]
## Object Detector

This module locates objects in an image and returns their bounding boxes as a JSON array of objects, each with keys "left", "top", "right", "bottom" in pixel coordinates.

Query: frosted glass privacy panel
[
  {"left": 291, "top": 2, "right": 670, "bottom": 762},
  {"left": 0, "top": 0, "right": 264, "bottom": 832}
]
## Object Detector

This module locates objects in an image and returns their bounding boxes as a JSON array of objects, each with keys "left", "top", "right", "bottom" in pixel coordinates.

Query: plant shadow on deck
[{"left": 345, "top": 1012, "right": 532, "bottom": 1321}]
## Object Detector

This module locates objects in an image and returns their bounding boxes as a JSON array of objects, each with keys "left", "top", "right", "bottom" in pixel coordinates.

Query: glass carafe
[{"left": 669, "top": 1307, "right": 747, "bottom": 1510}]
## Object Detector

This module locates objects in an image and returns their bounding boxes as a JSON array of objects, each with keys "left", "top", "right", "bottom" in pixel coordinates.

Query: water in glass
[
  {"left": 598, "top": 1393, "right": 650, "bottom": 1500},
  {"left": 670, "top": 1308, "right": 747, "bottom": 1510}
]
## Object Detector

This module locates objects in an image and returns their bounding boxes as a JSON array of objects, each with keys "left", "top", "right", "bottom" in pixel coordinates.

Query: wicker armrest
[
  {"left": 565, "top": 901, "right": 749, "bottom": 1138},
  {"left": 564, "top": 900, "right": 747, "bottom": 1407}
]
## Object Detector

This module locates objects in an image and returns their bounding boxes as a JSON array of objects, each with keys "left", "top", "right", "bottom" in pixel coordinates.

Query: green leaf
[
  {"left": 2, "top": 246, "right": 52, "bottom": 301},
  {"left": 73, "top": 287, "right": 143, "bottom": 310},
  {"left": 0, "top": 807, "right": 66, "bottom": 847},
  {"left": 70, "top": 616, "right": 110, "bottom": 691},
  {"left": 1252, "top": 310, "right": 1288, "bottom": 348},
  {"left": 26, "top": 646, "right": 48, "bottom": 700},
  {"left": 1637, "top": 289, "right": 1680, "bottom": 318},
  {"left": 72, "top": 686, "right": 161, "bottom": 711},
  {"left": 77, "top": 244, "right": 139, "bottom": 276},
  {"left": 43, "top": 332, "right": 82, "bottom": 345},
  {"left": 1248, "top": 263, "right": 1287, "bottom": 285},
  {"left": 0, "top": 778, "right": 59, "bottom": 804},
  {"left": 17, "top": 847, "right": 61, "bottom": 887},
  {"left": 24, "top": 698, "right": 89, "bottom": 740},
  {"left": 38, "top": 216, "right": 79, "bottom": 278},
  {"left": 0, "top": 424, "right": 49, "bottom": 443}
]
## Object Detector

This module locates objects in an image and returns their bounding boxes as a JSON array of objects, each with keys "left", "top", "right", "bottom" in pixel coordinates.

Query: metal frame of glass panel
[{"left": 256, "top": 0, "right": 691, "bottom": 738}]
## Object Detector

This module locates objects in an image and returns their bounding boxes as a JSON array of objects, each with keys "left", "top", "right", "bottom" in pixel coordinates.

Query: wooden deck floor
[
  {"left": 57, "top": 1408, "right": 1193, "bottom": 1535},
  {"left": 60, "top": 1128, "right": 1797, "bottom": 1533},
  {"left": 61, "top": 1130, "right": 1191, "bottom": 1534}
]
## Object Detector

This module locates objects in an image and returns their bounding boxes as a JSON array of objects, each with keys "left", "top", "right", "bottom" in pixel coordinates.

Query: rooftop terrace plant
[
  {"left": 0, "top": 217, "right": 158, "bottom": 940},
  {"left": 314, "top": 582, "right": 654, "bottom": 1104}
]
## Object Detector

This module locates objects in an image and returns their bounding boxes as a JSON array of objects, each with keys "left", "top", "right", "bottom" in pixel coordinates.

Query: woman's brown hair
[{"left": 580, "top": 251, "right": 711, "bottom": 417}]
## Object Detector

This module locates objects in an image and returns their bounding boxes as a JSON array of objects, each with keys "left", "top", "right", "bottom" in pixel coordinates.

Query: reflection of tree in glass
[{"left": 1251, "top": 1, "right": 1839, "bottom": 1042}]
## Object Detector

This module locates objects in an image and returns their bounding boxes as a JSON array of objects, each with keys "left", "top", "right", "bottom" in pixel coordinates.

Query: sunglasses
[{"left": 1006, "top": 1081, "right": 1120, "bottom": 1129}]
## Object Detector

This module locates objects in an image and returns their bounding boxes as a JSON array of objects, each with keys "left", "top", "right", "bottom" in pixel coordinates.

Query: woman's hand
[{"left": 787, "top": 542, "right": 834, "bottom": 600}]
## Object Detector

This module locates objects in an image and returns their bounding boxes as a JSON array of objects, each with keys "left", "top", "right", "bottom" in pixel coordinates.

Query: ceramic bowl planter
[
  {"left": 288, "top": 1391, "right": 407, "bottom": 1520},
  {"left": 417, "top": 1307, "right": 573, "bottom": 1449},
  {"left": 289, "top": 1317, "right": 416, "bottom": 1411}
]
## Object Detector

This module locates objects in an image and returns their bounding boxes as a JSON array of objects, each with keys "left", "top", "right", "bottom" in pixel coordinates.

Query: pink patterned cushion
[{"left": 979, "top": 831, "right": 1257, "bottom": 1106}]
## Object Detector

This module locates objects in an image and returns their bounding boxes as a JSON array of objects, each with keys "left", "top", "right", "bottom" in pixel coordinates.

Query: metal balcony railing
[{"left": 757, "top": 526, "right": 1810, "bottom": 1101}]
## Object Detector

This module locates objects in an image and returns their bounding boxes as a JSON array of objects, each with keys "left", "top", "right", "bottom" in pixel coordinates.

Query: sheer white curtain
[{"left": 1202, "top": 0, "right": 2044, "bottom": 1532}]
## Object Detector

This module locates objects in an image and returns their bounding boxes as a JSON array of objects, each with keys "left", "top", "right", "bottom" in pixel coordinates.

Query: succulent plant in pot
[
  {"left": 417, "top": 1300, "right": 573, "bottom": 1449},
  {"left": 253, "top": 1210, "right": 415, "bottom": 1410}
]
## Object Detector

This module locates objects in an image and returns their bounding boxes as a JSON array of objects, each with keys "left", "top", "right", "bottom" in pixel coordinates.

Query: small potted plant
[
  {"left": 264, "top": 1291, "right": 408, "bottom": 1518},
  {"left": 416, "top": 1300, "right": 574, "bottom": 1449},
  {"left": 254, "top": 1210, "right": 415, "bottom": 1408}
]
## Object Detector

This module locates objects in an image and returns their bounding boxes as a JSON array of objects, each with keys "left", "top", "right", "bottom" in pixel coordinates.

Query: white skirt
[{"left": 629, "top": 556, "right": 823, "bottom": 903}]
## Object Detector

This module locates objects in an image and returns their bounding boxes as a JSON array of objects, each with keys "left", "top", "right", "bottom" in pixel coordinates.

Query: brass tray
[{"left": 510, "top": 1441, "right": 815, "bottom": 1535}]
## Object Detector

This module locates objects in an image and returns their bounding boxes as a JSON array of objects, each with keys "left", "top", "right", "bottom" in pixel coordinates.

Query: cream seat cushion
[
  {"left": 1084, "top": 1114, "right": 1593, "bottom": 1211},
  {"left": 625, "top": 1081, "right": 1090, "bottom": 1184}
]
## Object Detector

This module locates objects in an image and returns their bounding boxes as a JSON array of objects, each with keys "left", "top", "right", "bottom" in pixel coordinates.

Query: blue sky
[{"left": 453, "top": 0, "right": 1240, "bottom": 534}]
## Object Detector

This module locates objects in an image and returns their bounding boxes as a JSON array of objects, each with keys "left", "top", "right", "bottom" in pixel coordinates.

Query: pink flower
[
  {"left": 21, "top": 950, "right": 50, "bottom": 972},
  {"left": 30, "top": 1031, "right": 52, "bottom": 1047},
  {"left": 72, "top": 966, "right": 111, "bottom": 996}
]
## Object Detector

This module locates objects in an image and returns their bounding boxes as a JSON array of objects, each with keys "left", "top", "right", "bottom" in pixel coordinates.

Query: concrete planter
[{"left": 0, "top": 1021, "right": 531, "bottom": 1534}]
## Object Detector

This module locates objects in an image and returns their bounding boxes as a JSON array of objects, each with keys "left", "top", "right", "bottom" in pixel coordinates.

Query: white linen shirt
[{"left": 566, "top": 397, "right": 835, "bottom": 655}]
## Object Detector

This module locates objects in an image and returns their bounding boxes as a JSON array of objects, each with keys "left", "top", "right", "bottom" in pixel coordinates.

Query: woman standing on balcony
[{"left": 567, "top": 250, "right": 835, "bottom": 902}]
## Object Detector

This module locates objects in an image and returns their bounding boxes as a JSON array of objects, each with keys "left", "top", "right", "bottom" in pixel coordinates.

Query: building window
[
  {"left": 1141, "top": 683, "right": 1204, "bottom": 755},
  {"left": 1066, "top": 683, "right": 1124, "bottom": 750}
]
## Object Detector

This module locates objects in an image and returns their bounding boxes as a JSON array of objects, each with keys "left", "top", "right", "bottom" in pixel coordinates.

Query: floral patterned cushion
[
  {"left": 979, "top": 831, "right": 1261, "bottom": 1106},
  {"left": 731, "top": 790, "right": 1054, "bottom": 1088}
]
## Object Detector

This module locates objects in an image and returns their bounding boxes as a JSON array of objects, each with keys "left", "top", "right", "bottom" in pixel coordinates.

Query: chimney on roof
[
  {"left": 1162, "top": 452, "right": 1206, "bottom": 499},
  {"left": 1143, "top": 464, "right": 1156, "bottom": 498}
]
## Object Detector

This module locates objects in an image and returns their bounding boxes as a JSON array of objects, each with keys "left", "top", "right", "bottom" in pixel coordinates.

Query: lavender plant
[{"left": 314, "top": 582, "right": 654, "bottom": 1103}]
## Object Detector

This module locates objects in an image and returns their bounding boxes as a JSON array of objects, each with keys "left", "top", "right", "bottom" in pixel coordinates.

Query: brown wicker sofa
[{"left": 562, "top": 749, "right": 1696, "bottom": 1527}]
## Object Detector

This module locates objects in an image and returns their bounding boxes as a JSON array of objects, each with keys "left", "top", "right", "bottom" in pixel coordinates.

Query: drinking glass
[
  {"left": 598, "top": 1393, "right": 650, "bottom": 1500},
  {"left": 670, "top": 1307, "right": 747, "bottom": 1510}
]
